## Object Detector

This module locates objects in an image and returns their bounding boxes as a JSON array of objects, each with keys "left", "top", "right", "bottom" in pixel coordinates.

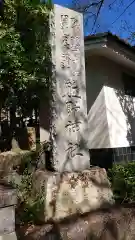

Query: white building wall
[
  {"left": 104, "top": 86, "right": 129, "bottom": 147},
  {"left": 87, "top": 86, "right": 110, "bottom": 149},
  {"left": 86, "top": 55, "right": 135, "bottom": 149}
]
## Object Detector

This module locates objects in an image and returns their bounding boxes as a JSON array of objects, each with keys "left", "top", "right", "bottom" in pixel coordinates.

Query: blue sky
[
  {"left": 52, "top": 0, "right": 135, "bottom": 44},
  {"left": 53, "top": 0, "right": 72, "bottom": 7}
]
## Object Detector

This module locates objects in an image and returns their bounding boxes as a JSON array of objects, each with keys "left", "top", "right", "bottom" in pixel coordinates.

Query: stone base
[
  {"left": 16, "top": 204, "right": 135, "bottom": 240},
  {"left": 0, "top": 232, "right": 17, "bottom": 240},
  {"left": 16, "top": 224, "right": 53, "bottom": 240},
  {"left": 0, "top": 185, "right": 17, "bottom": 238},
  {"left": 0, "top": 206, "right": 15, "bottom": 235},
  {"left": 33, "top": 167, "right": 114, "bottom": 222}
]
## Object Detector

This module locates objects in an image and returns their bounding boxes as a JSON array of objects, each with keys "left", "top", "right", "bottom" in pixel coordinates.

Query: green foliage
[
  {"left": 109, "top": 162, "right": 135, "bottom": 203},
  {"left": 11, "top": 141, "right": 51, "bottom": 224},
  {"left": 0, "top": 0, "right": 52, "bottom": 115},
  {"left": 15, "top": 168, "right": 44, "bottom": 224},
  {"left": 19, "top": 150, "right": 37, "bottom": 173},
  {"left": 11, "top": 150, "right": 44, "bottom": 224}
]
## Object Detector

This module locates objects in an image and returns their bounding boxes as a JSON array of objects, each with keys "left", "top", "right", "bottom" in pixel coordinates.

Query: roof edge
[{"left": 84, "top": 32, "right": 135, "bottom": 54}]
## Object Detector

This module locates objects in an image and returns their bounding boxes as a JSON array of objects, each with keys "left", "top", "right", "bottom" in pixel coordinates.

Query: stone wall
[
  {"left": 0, "top": 151, "right": 30, "bottom": 176},
  {"left": 33, "top": 167, "right": 114, "bottom": 222},
  {"left": 0, "top": 150, "right": 34, "bottom": 186}
]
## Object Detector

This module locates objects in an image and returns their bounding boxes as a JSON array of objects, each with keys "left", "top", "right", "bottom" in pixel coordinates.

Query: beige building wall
[{"left": 86, "top": 55, "right": 135, "bottom": 149}]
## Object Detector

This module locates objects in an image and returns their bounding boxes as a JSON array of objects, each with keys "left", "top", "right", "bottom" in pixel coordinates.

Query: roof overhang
[{"left": 84, "top": 33, "right": 135, "bottom": 72}]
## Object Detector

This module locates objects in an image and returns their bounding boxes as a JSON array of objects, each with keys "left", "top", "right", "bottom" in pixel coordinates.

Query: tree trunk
[
  {"left": 0, "top": 105, "right": 2, "bottom": 138},
  {"left": 10, "top": 106, "right": 20, "bottom": 150}
]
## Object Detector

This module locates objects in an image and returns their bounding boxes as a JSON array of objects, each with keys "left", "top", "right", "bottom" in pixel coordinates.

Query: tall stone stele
[{"left": 40, "top": 4, "right": 90, "bottom": 172}]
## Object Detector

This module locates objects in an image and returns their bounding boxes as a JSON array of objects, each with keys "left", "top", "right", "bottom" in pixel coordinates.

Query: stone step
[
  {"left": 0, "top": 232, "right": 17, "bottom": 240},
  {"left": 0, "top": 185, "right": 17, "bottom": 239},
  {"left": 0, "top": 206, "right": 15, "bottom": 235}
]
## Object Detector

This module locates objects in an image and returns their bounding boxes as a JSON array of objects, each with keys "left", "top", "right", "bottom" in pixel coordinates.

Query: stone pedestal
[
  {"left": 33, "top": 167, "right": 114, "bottom": 222},
  {"left": 0, "top": 185, "right": 17, "bottom": 239}
]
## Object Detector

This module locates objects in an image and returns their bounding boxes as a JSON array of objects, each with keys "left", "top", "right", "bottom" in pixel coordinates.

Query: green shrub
[
  {"left": 12, "top": 167, "right": 44, "bottom": 225},
  {"left": 11, "top": 141, "right": 50, "bottom": 224},
  {"left": 16, "top": 168, "right": 44, "bottom": 224},
  {"left": 109, "top": 162, "right": 135, "bottom": 203}
]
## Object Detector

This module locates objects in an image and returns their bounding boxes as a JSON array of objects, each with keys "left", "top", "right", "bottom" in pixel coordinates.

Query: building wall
[
  {"left": 104, "top": 86, "right": 129, "bottom": 148},
  {"left": 87, "top": 86, "right": 111, "bottom": 149},
  {"left": 86, "top": 55, "right": 135, "bottom": 149}
]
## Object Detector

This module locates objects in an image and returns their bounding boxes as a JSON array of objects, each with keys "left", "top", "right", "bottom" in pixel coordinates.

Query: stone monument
[
  {"left": 36, "top": 6, "right": 113, "bottom": 224},
  {"left": 49, "top": 5, "right": 90, "bottom": 172}
]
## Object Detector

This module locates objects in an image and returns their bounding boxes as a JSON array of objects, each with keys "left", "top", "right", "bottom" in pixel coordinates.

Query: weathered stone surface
[
  {"left": 0, "top": 150, "right": 30, "bottom": 179},
  {"left": 33, "top": 167, "right": 114, "bottom": 222},
  {"left": 0, "top": 206, "right": 15, "bottom": 235},
  {"left": 49, "top": 4, "right": 90, "bottom": 172},
  {"left": 40, "top": 205, "right": 135, "bottom": 240},
  {"left": 16, "top": 224, "right": 53, "bottom": 240},
  {"left": 1, "top": 171, "right": 22, "bottom": 187},
  {"left": 0, "top": 232, "right": 17, "bottom": 240},
  {"left": 0, "top": 185, "right": 17, "bottom": 208},
  {"left": 16, "top": 204, "right": 135, "bottom": 240}
]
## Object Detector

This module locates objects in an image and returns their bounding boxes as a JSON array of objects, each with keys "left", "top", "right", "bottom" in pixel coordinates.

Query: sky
[
  {"left": 53, "top": 0, "right": 72, "bottom": 7},
  {"left": 52, "top": 0, "right": 135, "bottom": 44}
]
